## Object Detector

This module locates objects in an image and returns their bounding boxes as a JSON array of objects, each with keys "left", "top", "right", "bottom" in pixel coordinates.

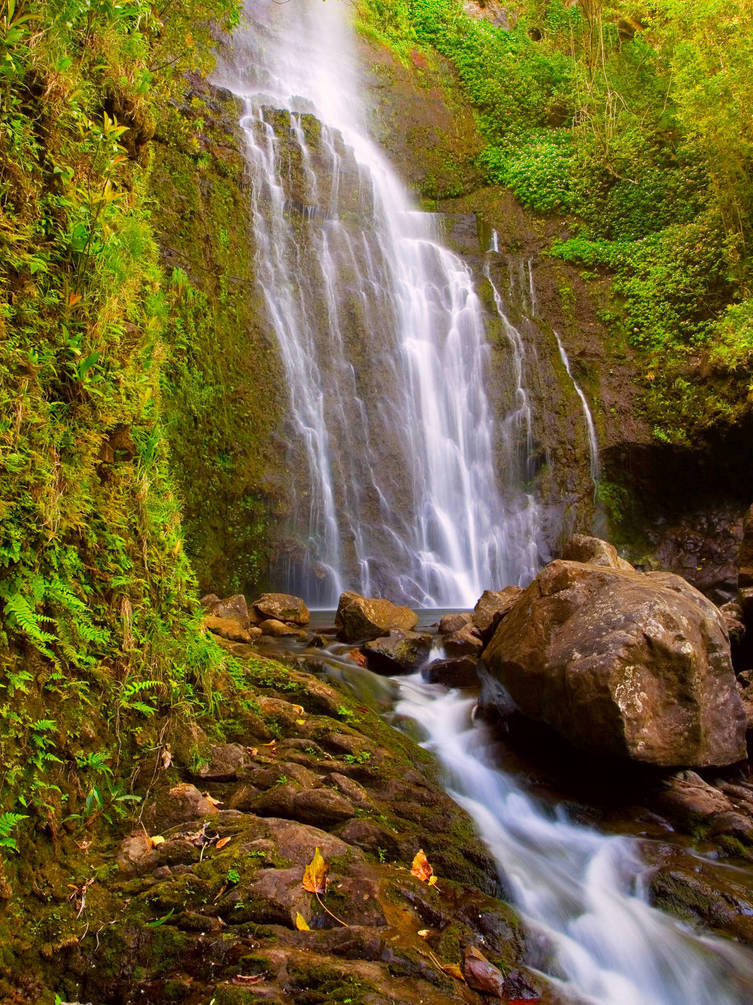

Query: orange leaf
[
  {"left": 302, "top": 847, "right": 329, "bottom": 895},
  {"left": 417, "top": 929, "right": 430, "bottom": 938},
  {"left": 295, "top": 912, "right": 311, "bottom": 931},
  {"left": 215, "top": 836, "right": 231, "bottom": 850},
  {"left": 441, "top": 963, "right": 465, "bottom": 981},
  {"left": 411, "top": 849, "right": 433, "bottom": 882},
  {"left": 68, "top": 291, "right": 82, "bottom": 307}
]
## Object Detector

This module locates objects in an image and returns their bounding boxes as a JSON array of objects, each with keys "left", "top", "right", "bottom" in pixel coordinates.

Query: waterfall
[
  {"left": 215, "top": 0, "right": 545, "bottom": 607},
  {"left": 553, "top": 330, "right": 601, "bottom": 491}
]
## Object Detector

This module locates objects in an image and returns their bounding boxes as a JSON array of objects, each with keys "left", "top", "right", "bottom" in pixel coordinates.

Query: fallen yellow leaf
[
  {"left": 302, "top": 847, "right": 329, "bottom": 895},
  {"left": 411, "top": 849, "right": 433, "bottom": 882},
  {"left": 295, "top": 912, "right": 311, "bottom": 931},
  {"left": 417, "top": 929, "right": 430, "bottom": 938},
  {"left": 441, "top": 962, "right": 465, "bottom": 981},
  {"left": 150, "top": 835, "right": 165, "bottom": 847},
  {"left": 215, "top": 836, "right": 231, "bottom": 850},
  {"left": 428, "top": 875, "right": 438, "bottom": 887}
]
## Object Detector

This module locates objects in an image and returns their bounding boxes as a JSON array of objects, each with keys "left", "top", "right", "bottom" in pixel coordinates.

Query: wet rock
[
  {"left": 207, "top": 593, "right": 250, "bottom": 622},
  {"left": 422, "top": 656, "right": 479, "bottom": 688},
  {"left": 720, "top": 600, "right": 746, "bottom": 644},
  {"left": 254, "top": 592, "right": 310, "bottom": 625},
  {"left": 438, "top": 612, "right": 472, "bottom": 634},
  {"left": 484, "top": 560, "right": 747, "bottom": 767},
  {"left": 330, "top": 772, "right": 373, "bottom": 806},
  {"left": 339, "top": 818, "right": 402, "bottom": 858},
  {"left": 117, "top": 832, "right": 157, "bottom": 875},
  {"left": 461, "top": 945, "right": 505, "bottom": 996},
  {"left": 737, "top": 671, "right": 753, "bottom": 730},
  {"left": 335, "top": 590, "right": 418, "bottom": 642},
  {"left": 293, "top": 787, "right": 355, "bottom": 826},
  {"left": 249, "top": 784, "right": 299, "bottom": 818},
  {"left": 143, "top": 783, "right": 217, "bottom": 831},
  {"left": 561, "top": 534, "right": 633, "bottom": 571},
  {"left": 258, "top": 617, "right": 307, "bottom": 638},
  {"left": 443, "top": 623, "right": 484, "bottom": 657},
  {"left": 472, "top": 586, "right": 523, "bottom": 642},
  {"left": 363, "top": 630, "right": 432, "bottom": 674},
  {"left": 190, "top": 743, "right": 249, "bottom": 781},
  {"left": 263, "top": 819, "right": 353, "bottom": 864},
  {"left": 738, "top": 504, "right": 753, "bottom": 589},
  {"left": 476, "top": 663, "right": 519, "bottom": 722},
  {"left": 200, "top": 592, "right": 219, "bottom": 610},
  {"left": 203, "top": 614, "right": 259, "bottom": 643},
  {"left": 657, "top": 771, "right": 736, "bottom": 823}
]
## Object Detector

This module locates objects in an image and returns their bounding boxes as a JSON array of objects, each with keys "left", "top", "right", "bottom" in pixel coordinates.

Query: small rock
[
  {"left": 254, "top": 592, "right": 310, "bottom": 625},
  {"left": 191, "top": 743, "right": 249, "bottom": 781},
  {"left": 117, "top": 831, "right": 156, "bottom": 874},
  {"left": 258, "top": 618, "right": 306, "bottom": 638},
  {"left": 363, "top": 630, "right": 432, "bottom": 674},
  {"left": 213, "top": 593, "right": 250, "bottom": 622},
  {"left": 438, "top": 612, "right": 472, "bottom": 634},
  {"left": 144, "top": 783, "right": 217, "bottom": 831},
  {"left": 720, "top": 600, "right": 746, "bottom": 644},
  {"left": 472, "top": 586, "right": 522, "bottom": 642},
  {"left": 294, "top": 787, "right": 355, "bottom": 826},
  {"left": 200, "top": 593, "right": 220, "bottom": 610},
  {"left": 203, "top": 614, "right": 256, "bottom": 643},
  {"left": 422, "top": 656, "right": 479, "bottom": 688},
  {"left": 444, "top": 624, "right": 484, "bottom": 657},
  {"left": 658, "top": 771, "right": 736, "bottom": 826},
  {"left": 335, "top": 590, "right": 418, "bottom": 642},
  {"left": 461, "top": 945, "right": 505, "bottom": 996}
]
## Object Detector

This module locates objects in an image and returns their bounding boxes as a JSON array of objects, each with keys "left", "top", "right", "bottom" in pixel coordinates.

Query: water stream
[
  {"left": 394, "top": 675, "right": 753, "bottom": 1005},
  {"left": 215, "top": 0, "right": 544, "bottom": 607},
  {"left": 553, "top": 331, "right": 601, "bottom": 492}
]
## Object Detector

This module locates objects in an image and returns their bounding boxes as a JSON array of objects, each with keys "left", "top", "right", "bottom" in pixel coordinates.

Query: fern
[
  {"left": 3, "top": 593, "right": 57, "bottom": 657},
  {"left": 0, "top": 812, "right": 28, "bottom": 852}
]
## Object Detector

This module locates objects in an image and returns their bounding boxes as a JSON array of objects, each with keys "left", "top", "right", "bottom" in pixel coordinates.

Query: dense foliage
[
  {"left": 0, "top": 0, "right": 239, "bottom": 842},
  {"left": 357, "top": 0, "right": 753, "bottom": 442}
]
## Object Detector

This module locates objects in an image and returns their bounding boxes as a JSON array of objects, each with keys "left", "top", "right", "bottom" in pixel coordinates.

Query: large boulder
[
  {"left": 335, "top": 590, "right": 417, "bottom": 642},
  {"left": 484, "top": 559, "right": 747, "bottom": 767},
  {"left": 254, "top": 592, "right": 309, "bottom": 626},
  {"left": 363, "top": 630, "right": 432, "bottom": 675}
]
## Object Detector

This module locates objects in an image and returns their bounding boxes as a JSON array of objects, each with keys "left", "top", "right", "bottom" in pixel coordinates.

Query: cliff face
[{"left": 151, "top": 77, "right": 287, "bottom": 597}]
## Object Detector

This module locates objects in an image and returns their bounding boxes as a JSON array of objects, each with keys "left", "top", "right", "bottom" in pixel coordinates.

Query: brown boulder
[
  {"left": 561, "top": 534, "right": 633, "bottom": 571},
  {"left": 444, "top": 623, "right": 484, "bottom": 657},
  {"left": 484, "top": 560, "right": 747, "bottom": 767},
  {"left": 254, "top": 592, "right": 310, "bottom": 625},
  {"left": 472, "top": 586, "right": 522, "bottom": 642},
  {"left": 258, "top": 618, "right": 306, "bottom": 638},
  {"left": 422, "top": 656, "right": 479, "bottom": 688},
  {"left": 438, "top": 612, "right": 472, "bottom": 634},
  {"left": 203, "top": 614, "right": 257, "bottom": 643},
  {"left": 363, "top": 630, "right": 432, "bottom": 674},
  {"left": 335, "top": 590, "right": 417, "bottom": 642},
  {"left": 210, "top": 593, "right": 250, "bottom": 622}
]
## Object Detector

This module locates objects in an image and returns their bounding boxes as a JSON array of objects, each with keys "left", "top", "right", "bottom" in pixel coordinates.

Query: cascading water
[
  {"left": 553, "top": 330, "right": 601, "bottom": 492},
  {"left": 394, "top": 677, "right": 753, "bottom": 1005},
  {"left": 215, "top": 0, "right": 545, "bottom": 607}
]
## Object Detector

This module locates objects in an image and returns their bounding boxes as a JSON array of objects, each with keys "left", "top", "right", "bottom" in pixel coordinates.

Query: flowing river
[{"left": 218, "top": 1, "right": 753, "bottom": 1000}]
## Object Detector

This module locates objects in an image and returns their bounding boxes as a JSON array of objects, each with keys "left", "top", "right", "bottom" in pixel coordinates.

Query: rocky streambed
[{"left": 17, "top": 534, "right": 753, "bottom": 1004}]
